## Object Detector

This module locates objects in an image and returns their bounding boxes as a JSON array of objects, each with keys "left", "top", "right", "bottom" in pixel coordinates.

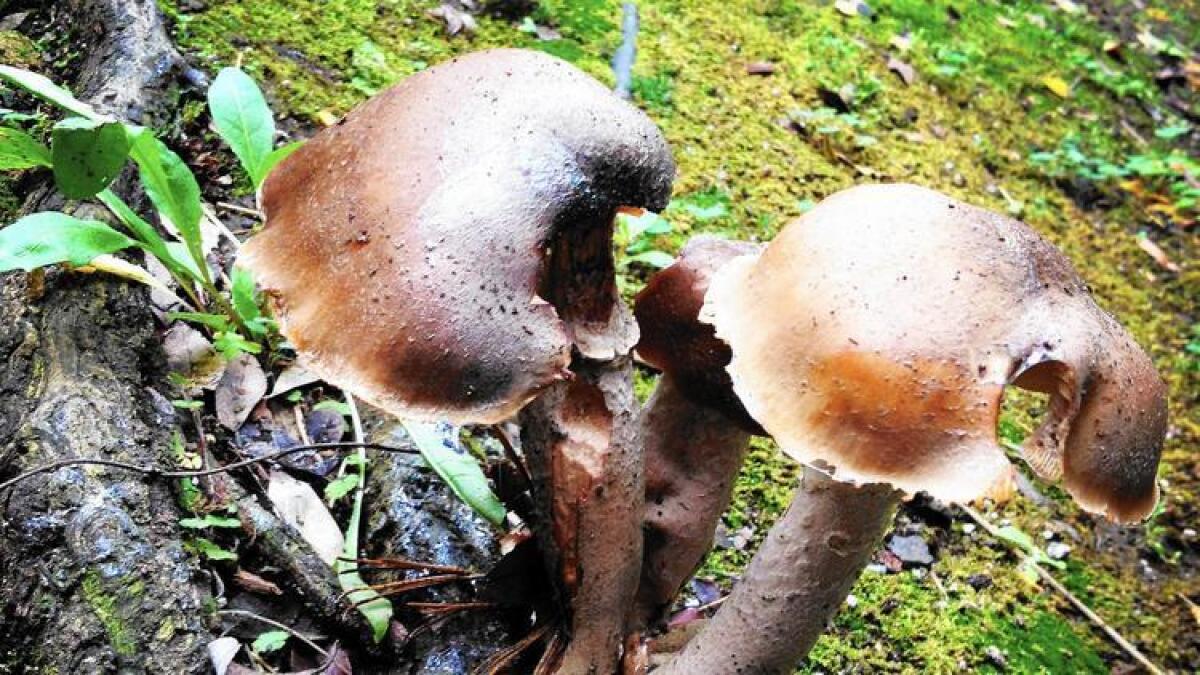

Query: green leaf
[
  {"left": 335, "top": 445, "right": 393, "bottom": 641},
  {"left": 261, "top": 141, "right": 303, "bottom": 181},
  {"left": 231, "top": 267, "right": 266, "bottom": 336},
  {"left": 50, "top": 118, "right": 130, "bottom": 199},
  {"left": 179, "top": 515, "right": 243, "bottom": 529},
  {"left": 127, "top": 130, "right": 204, "bottom": 269},
  {"left": 0, "top": 212, "right": 138, "bottom": 272},
  {"left": 312, "top": 399, "right": 352, "bottom": 416},
  {"left": 0, "top": 65, "right": 99, "bottom": 120},
  {"left": 213, "top": 330, "right": 262, "bottom": 359},
  {"left": 190, "top": 537, "right": 238, "bottom": 561},
  {"left": 323, "top": 474, "right": 360, "bottom": 503},
  {"left": 405, "top": 420, "right": 506, "bottom": 526},
  {"left": 167, "top": 311, "right": 232, "bottom": 331},
  {"left": 1155, "top": 124, "right": 1190, "bottom": 140},
  {"left": 0, "top": 126, "right": 50, "bottom": 169},
  {"left": 626, "top": 250, "right": 676, "bottom": 269},
  {"left": 208, "top": 67, "right": 276, "bottom": 187},
  {"left": 251, "top": 630, "right": 290, "bottom": 654},
  {"left": 682, "top": 202, "right": 728, "bottom": 221}
]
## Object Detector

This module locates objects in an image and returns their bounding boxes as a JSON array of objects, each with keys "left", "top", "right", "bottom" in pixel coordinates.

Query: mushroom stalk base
[
  {"left": 634, "top": 375, "right": 751, "bottom": 628},
  {"left": 655, "top": 468, "right": 899, "bottom": 675},
  {"left": 520, "top": 356, "right": 644, "bottom": 674}
]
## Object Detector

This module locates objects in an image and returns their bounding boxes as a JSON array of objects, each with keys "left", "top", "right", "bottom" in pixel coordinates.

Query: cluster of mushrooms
[{"left": 240, "top": 49, "right": 1167, "bottom": 674}]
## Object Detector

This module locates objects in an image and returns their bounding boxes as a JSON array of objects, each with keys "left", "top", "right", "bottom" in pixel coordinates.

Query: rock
[
  {"left": 888, "top": 534, "right": 934, "bottom": 566},
  {"left": 1046, "top": 541, "right": 1072, "bottom": 560}
]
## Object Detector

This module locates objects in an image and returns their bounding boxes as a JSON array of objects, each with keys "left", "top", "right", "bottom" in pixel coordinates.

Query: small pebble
[
  {"left": 1046, "top": 541, "right": 1072, "bottom": 560},
  {"left": 984, "top": 645, "right": 1007, "bottom": 669}
]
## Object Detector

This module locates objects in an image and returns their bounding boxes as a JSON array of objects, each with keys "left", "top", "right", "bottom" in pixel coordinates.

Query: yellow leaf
[
  {"left": 1145, "top": 8, "right": 1170, "bottom": 21},
  {"left": 1041, "top": 75, "right": 1071, "bottom": 98}
]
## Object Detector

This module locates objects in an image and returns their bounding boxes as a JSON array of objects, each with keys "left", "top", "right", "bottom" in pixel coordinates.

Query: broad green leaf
[
  {"left": 50, "top": 118, "right": 130, "bottom": 199},
  {"left": 231, "top": 266, "right": 266, "bottom": 336},
  {"left": 1155, "top": 124, "right": 1190, "bottom": 140},
  {"left": 208, "top": 67, "right": 276, "bottom": 187},
  {"left": 261, "top": 140, "right": 304, "bottom": 179},
  {"left": 164, "top": 241, "right": 207, "bottom": 282},
  {"left": 681, "top": 202, "right": 728, "bottom": 221},
  {"left": 324, "top": 474, "right": 360, "bottom": 503},
  {"left": 405, "top": 420, "right": 506, "bottom": 526},
  {"left": 251, "top": 630, "right": 289, "bottom": 654},
  {"left": 626, "top": 250, "right": 676, "bottom": 269},
  {"left": 213, "top": 330, "right": 262, "bottom": 359},
  {"left": 0, "top": 212, "right": 137, "bottom": 272},
  {"left": 0, "top": 126, "right": 50, "bottom": 169},
  {"left": 127, "top": 130, "right": 204, "bottom": 269},
  {"left": 0, "top": 65, "right": 99, "bottom": 120}
]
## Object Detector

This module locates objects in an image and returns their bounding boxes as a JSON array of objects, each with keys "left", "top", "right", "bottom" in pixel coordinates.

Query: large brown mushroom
[
  {"left": 646, "top": 184, "right": 1166, "bottom": 674},
  {"left": 630, "top": 236, "right": 763, "bottom": 629},
  {"left": 239, "top": 48, "right": 675, "bottom": 673}
]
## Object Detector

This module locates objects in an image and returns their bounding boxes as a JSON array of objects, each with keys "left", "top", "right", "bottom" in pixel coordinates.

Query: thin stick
[
  {"left": 960, "top": 505, "right": 1164, "bottom": 675},
  {"left": 339, "top": 556, "right": 473, "bottom": 576},
  {"left": 489, "top": 424, "right": 532, "bottom": 487},
  {"left": 203, "top": 204, "right": 244, "bottom": 251},
  {"left": 217, "top": 609, "right": 329, "bottom": 658},
  {"left": 216, "top": 201, "right": 264, "bottom": 219},
  {"left": 0, "top": 441, "right": 417, "bottom": 494}
]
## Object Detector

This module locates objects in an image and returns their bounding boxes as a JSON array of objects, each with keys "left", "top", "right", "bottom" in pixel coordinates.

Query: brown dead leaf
[
  {"left": 232, "top": 569, "right": 283, "bottom": 596},
  {"left": 164, "top": 324, "right": 226, "bottom": 390},
  {"left": 745, "top": 61, "right": 777, "bottom": 76},
  {"left": 215, "top": 354, "right": 268, "bottom": 430},
  {"left": 887, "top": 56, "right": 917, "bottom": 85},
  {"left": 1136, "top": 234, "right": 1180, "bottom": 273}
]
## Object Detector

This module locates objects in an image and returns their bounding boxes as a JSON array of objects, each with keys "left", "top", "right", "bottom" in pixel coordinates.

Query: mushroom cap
[
  {"left": 239, "top": 49, "right": 674, "bottom": 425},
  {"left": 702, "top": 184, "right": 1166, "bottom": 522},
  {"left": 634, "top": 236, "right": 764, "bottom": 434}
]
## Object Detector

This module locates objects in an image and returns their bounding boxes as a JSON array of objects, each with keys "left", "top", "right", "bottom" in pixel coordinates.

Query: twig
[
  {"left": 0, "top": 441, "right": 418, "bottom": 494},
  {"left": 489, "top": 424, "right": 532, "bottom": 487},
  {"left": 203, "top": 204, "right": 243, "bottom": 251},
  {"left": 694, "top": 595, "right": 728, "bottom": 614},
  {"left": 294, "top": 405, "right": 314, "bottom": 447},
  {"left": 216, "top": 201, "right": 264, "bottom": 220},
  {"left": 217, "top": 609, "right": 330, "bottom": 659},
  {"left": 959, "top": 505, "right": 1165, "bottom": 675},
  {"left": 611, "top": 2, "right": 639, "bottom": 99}
]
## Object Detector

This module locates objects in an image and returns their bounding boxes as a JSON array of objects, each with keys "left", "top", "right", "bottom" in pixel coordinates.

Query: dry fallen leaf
[
  {"left": 164, "top": 323, "right": 226, "bottom": 390},
  {"left": 208, "top": 637, "right": 241, "bottom": 675},
  {"left": 215, "top": 354, "right": 268, "bottom": 430},
  {"left": 1136, "top": 233, "right": 1180, "bottom": 273},
  {"left": 887, "top": 56, "right": 917, "bottom": 85},
  {"left": 428, "top": 2, "right": 477, "bottom": 36},
  {"left": 269, "top": 362, "right": 321, "bottom": 398},
  {"left": 232, "top": 568, "right": 284, "bottom": 596},
  {"left": 1041, "top": 75, "right": 1072, "bottom": 98},
  {"left": 746, "top": 61, "right": 777, "bottom": 76},
  {"left": 268, "top": 469, "right": 345, "bottom": 565}
]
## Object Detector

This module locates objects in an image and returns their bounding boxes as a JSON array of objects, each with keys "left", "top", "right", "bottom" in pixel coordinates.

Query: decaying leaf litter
[{"left": 0, "top": 0, "right": 1195, "bottom": 667}]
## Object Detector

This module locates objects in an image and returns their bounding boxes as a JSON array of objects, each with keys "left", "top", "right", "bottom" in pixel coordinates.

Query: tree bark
[{"left": 0, "top": 1, "right": 217, "bottom": 672}]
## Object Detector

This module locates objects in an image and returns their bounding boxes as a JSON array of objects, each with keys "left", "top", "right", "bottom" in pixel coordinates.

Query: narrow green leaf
[
  {"left": 208, "top": 67, "right": 276, "bottom": 187},
  {"left": 127, "top": 129, "right": 204, "bottom": 269},
  {"left": 404, "top": 421, "right": 506, "bottom": 526},
  {"left": 312, "top": 399, "right": 352, "bottom": 416},
  {"left": 213, "top": 330, "right": 262, "bottom": 359},
  {"left": 179, "top": 515, "right": 242, "bottom": 529},
  {"left": 50, "top": 118, "right": 130, "bottom": 199},
  {"left": 261, "top": 140, "right": 304, "bottom": 180},
  {"left": 0, "top": 126, "right": 50, "bottom": 169},
  {"left": 251, "top": 630, "right": 290, "bottom": 654},
  {"left": 191, "top": 537, "right": 238, "bottom": 561},
  {"left": 167, "top": 311, "right": 232, "bottom": 331},
  {"left": 0, "top": 65, "right": 99, "bottom": 120},
  {"left": 0, "top": 212, "right": 138, "bottom": 272},
  {"left": 335, "top": 449, "right": 393, "bottom": 641}
]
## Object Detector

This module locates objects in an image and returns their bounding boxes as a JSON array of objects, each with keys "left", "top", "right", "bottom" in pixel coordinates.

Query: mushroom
[
  {"left": 648, "top": 184, "right": 1166, "bottom": 674},
  {"left": 239, "top": 48, "right": 675, "bottom": 673},
  {"left": 630, "top": 236, "right": 763, "bottom": 628}
]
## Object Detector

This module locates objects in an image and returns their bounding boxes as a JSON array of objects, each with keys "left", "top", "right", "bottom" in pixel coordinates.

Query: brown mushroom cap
[
  {"left": 702, "top": 184, "right": 1166, "bottom": 522},
  {"left": 634, "top": 235, "right": 764, "bottom": 434},
  {"left": 239, "top": 49, "right": 674, "bottom": 424}
]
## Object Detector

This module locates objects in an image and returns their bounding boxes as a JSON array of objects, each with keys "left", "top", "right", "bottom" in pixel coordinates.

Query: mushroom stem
[
  {"left": 520, "top": 356, "right": 644, "bottom": 674},
  {"left": 655, "top": 467, "right": 900, "bottom": 675},
  {"left": 632, "top": 374, "right": 752, "bottom": 629}
]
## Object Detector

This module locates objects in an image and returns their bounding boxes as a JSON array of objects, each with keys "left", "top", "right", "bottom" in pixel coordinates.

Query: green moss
[
  {"left": 80, "top": 572, "right": 138, "bottom": 658},
  {"left": 0, "top": 30, "right": 40, "bottom": 68}
]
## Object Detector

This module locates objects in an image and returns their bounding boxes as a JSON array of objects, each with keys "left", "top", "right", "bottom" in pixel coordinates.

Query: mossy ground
[{"left": 160, "top": 0, "right": 1198, "bottom": 670}]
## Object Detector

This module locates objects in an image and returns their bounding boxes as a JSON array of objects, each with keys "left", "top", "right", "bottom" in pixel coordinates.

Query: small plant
[{"left": 0, "top": 64, "right": 297, "bottom": 357}]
